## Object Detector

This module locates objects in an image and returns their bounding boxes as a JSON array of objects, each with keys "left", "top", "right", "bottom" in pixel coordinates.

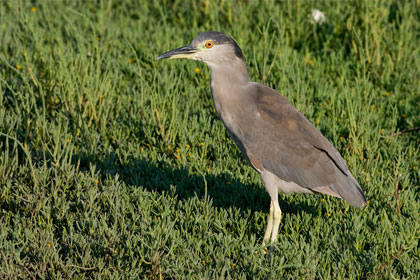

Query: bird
[{"left": 157, "top": 31, "right": 366, "bottom": 245}]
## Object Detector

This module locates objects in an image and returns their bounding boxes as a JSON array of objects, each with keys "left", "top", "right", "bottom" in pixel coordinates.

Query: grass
[{"left": 0, "top": 0, "right": 419, "bottom": 278}]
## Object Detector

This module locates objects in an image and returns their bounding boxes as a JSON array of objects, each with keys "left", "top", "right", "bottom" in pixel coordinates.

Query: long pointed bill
[{"left": 157, "top": 45, "right": 199, "bottom": 60}]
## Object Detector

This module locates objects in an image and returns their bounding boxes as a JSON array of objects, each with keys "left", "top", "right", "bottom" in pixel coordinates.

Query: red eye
[{"left": 205, "top": 41, "right": 214, "bottom": 48}]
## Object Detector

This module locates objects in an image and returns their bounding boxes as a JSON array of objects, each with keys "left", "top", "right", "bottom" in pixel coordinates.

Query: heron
[{"left": 157, "top": 31, "right": 366, "bottom": 245}]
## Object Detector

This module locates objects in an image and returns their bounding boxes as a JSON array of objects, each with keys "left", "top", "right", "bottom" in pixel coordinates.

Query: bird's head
[{"left": 157, "top": 31, "right": 244, "bottom": 65}]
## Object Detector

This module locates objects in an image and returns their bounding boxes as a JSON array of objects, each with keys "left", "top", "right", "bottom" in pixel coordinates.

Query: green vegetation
[{"left": 1, "top": 0, "right": 419, "bottom": 278}]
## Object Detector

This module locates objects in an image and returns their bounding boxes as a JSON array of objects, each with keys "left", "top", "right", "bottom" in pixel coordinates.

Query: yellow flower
[
  {"left": 380, "top": 129, "right": 384, "bottom": 133},
  {"left": 193, "top": 171, "right": 198, "bottom": 175},
  {"left": 194, "top": 67, "right": 200, "bottom": 73},
  {"left": 366, "top": 201, "right": 370, "bottom": 205},
  {"left": 16, "top": 64, "right": 22, "bottom": 70},
  {"left": 402, "top": 114, "right": 407, "bottom": 118},
  {"left": 227, "top": 181, "right": 231, "bottom": 185},
  {"left": 94, "top": 179, "right": 99, "bottom": 184},
  {"left": 200, "top": 142, "right": 205, "bottom": 147},
  {"left": 146, "top": 143, "right": 150, "bottom": 147},
  {"left": 47, "top": 243, "right": 51, "bottom": 247},
  {"left": 307, "top": 59, "right": 314, "bottom": 65},
  {"left": 128, "top": 59, "right": 134, "bottom": 63},
  {"left": 188, "top": 153, "right": 192, "bottom": 158},
  {"left": 370, "top": 105, "right": 375, "bottom": 111},
  {"left": 202, "top": 260, "right": 205, "bottom": 265},
  {"left": 327, "top": 213, "right": 331, "bottom": 217},
  {"left": 66, "top": 138, "right": 70, "bottom": 142},
  {"left": 140, "top": 147, "right": 144, "bottom": 151},
  {"left": 232, "top": 263, "right": 236, "bottom": 267},
  {"left": 339, "top": 136, "right": 344, "bottom": 141},
  {"left": 315, "top": 120, "right": 320, "bottom": 125},
  {"left": 185, "top": 144, "right": 190, "bottom": 149},
  {"left": 31, "top": 7, "right": 37, "bottom": 13},
  {"left": 176, "top": 148, "right": 180, "bottom": 154},
  {"left": 385, "top": 92, "right": 390, "bottom": 96},
  {"left": 175, "top": 154, "right": 180, "bottom": 159}
]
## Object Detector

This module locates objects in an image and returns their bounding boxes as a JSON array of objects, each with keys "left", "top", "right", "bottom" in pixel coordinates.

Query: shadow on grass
[{"left": 77, "top": 152, "right": 319, "bottom": 217}]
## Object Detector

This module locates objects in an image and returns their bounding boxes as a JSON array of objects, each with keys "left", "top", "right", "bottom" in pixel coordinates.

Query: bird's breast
[{"left": 219, "top": 111, "right": 243, "bottom": 137}]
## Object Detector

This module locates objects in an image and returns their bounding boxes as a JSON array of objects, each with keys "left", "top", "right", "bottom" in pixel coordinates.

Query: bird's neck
[
  {"left": 208, "top": 57, "right": 249, "bottom": 87},
  {"left": 206, "top": 57, "right": 250, "bottom": 119}
]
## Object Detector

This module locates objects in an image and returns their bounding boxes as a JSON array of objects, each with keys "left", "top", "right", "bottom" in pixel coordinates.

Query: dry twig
[
  {"left": 393, "top": 155, "right": 401, "bottom": 219},
  {"left": 390, "top": 126, "right": 420, "bottom": 137},
  {"left": 368, "top": 246, "right": 407, "bottom": 279}
]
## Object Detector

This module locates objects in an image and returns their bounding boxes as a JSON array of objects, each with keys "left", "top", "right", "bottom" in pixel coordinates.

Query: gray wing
[{"left": 240, "top": 84, "right": 366, "bottom": 207}]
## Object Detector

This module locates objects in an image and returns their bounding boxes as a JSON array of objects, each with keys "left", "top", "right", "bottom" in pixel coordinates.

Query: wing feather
[{"left": 237, "top": 84, "right": 366, "bottom": 207}]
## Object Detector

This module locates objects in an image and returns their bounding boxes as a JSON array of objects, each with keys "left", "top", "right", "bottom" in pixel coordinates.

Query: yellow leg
[
  {"left": 270, "top": 200, "right": 282, "bottom": 243},
  {"left": 260, "top": 171, "right": 283, "bottom": 245},
  {"left": 262, "top": 200, "right": 274, "bottom": 245}
]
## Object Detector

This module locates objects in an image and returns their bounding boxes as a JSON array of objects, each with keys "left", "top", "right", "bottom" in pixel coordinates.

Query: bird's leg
[
  {"left": 260, "top": 171, "right": 282, "bottom": 246},
  {"left": 270, "top": 200, "right": 282, "bottom": 243},
  {"left": 262, "top": 200, "right": 274, "bottom": 245}
]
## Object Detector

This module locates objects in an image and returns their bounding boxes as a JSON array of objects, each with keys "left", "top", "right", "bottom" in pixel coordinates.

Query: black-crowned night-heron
[{"left": 157, "top": 31, "right": 366, "bottom": 245}]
